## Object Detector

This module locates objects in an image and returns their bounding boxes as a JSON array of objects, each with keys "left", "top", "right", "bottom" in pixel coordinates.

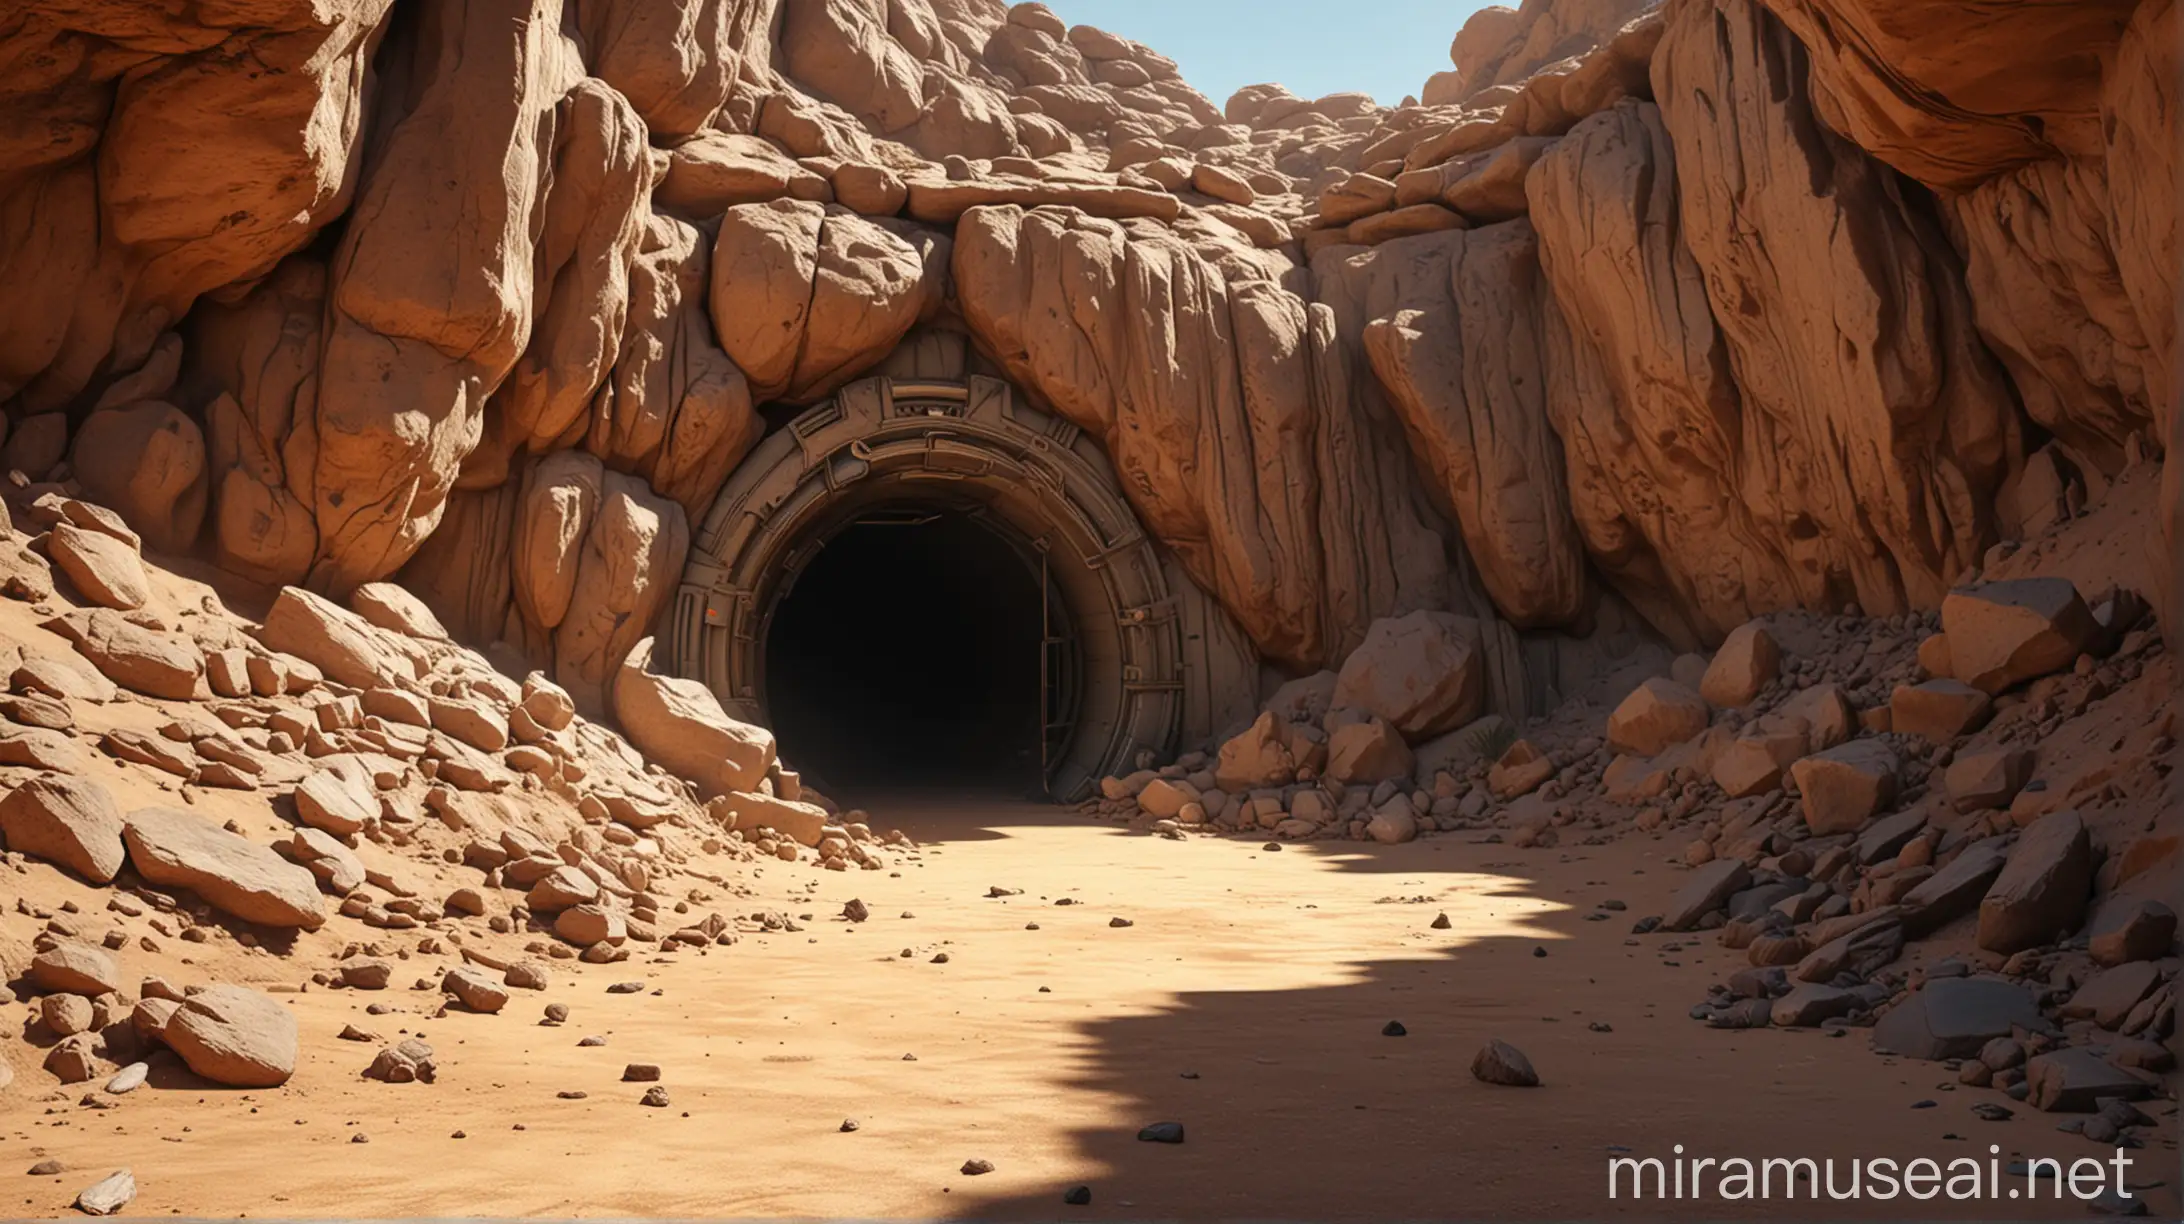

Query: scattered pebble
[
  {"left": 639, "top": 1086, "right": 671, "bottom": 1107},
  {"left": 1382, "top": 1020, "right": 1407, "bottom": 1037},
  {"left": 961, "top": 1159, "right": 994, "bottom": 1176},
  {"left": 1136, "top": 1121, "right": 1185, "bottom": 1144}
]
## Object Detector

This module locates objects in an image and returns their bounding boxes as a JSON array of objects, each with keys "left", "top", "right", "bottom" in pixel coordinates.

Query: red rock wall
[{"left": 0, "top": 0, "right": 2173, "bottom": 708}]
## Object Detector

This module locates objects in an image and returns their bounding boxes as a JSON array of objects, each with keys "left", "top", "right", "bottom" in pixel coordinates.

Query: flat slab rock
[
  {"left": 1870, "top": 976, "right": 2042, "bottom": 1060},
  {"left": 75, "top": 1169, "right": 135, "bottom": 1216},
  {"left": 122, "top": 807, "right": 325, "bottom": 928},
  {"left": 1661, "top": 858, "right": 1750, "bottom": 931},
  {"left": 2024, "top": 1047, "right": 2152, "bottom": 1112}
]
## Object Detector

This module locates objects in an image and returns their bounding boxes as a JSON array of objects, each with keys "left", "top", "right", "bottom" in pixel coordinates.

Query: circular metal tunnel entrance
[{"left": 667, "top": 376, "right": 1186, "bottom": 801}]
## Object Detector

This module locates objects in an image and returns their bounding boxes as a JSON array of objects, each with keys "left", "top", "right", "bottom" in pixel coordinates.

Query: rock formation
[
  {"left": 0, "top": 0, "right": 2174, "bottom": 757},
  {"left": 0, "top": 1, "right": 2173, "bottom": 1200}
]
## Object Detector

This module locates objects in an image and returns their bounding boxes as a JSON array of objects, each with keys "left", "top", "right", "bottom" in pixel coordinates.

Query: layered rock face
[{"left": 0, "top": 0, "right": 2175, "bottom": 719}]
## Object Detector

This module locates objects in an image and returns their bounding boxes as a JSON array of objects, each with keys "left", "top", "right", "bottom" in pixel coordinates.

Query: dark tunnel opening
[{"left": 762, "top": 508, "right": 1055, "bottom": 798}]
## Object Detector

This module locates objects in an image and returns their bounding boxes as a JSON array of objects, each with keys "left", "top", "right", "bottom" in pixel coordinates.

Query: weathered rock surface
[
  {"left": 1791, "top": 741, "right": 1899, "bottom": 835},
  {"left": 164, "top": 985, "right": 299, "bottom": 1087},
  {"left": 123, "top": 807, "right": 327, "bottom": 929},
  {"left": 0, "top": 774, "right": 127, "bottom": 883},
  {"left": 1871, "top": 976, "right": 2042, "bottom": 1060},
  {"left": 1699, "top": 622, "right": 1778, "bottom": 709},
  {"left": 1331, "top": 612, "right": 1485, "bottom": 741},
  {"left": 611, "top": 637, "right": 775, "bottom": 796},
  {"left": 1606, "top": 678, "right": 1709, "bottom": 758},
  {"left": 1941, "top": 580, "right": 2099, "bottom": 695},
  {"left": 1977, "top": 809, "right": 2093, "bottom": 954}
]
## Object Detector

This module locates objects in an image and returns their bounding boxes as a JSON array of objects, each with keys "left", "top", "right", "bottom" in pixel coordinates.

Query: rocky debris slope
[
  {"left": 0, "top": 481, "right": 908, "bottom": 1097},
  {"left": 1095, "top": 463, "right": 2177, "bottom": 1136},
  {"left": 0, "top": 0, "right": 2170, "bottom": 726}
]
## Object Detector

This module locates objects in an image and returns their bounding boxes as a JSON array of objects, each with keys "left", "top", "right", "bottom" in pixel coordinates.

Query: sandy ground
[{"left": 4, "top": 797, "right": 2173, "bottom": 1221}]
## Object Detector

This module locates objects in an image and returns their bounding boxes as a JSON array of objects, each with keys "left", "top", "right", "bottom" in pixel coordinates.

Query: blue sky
[{"left": 1042, "top": 0, "right": 1497, "bottom": 109}]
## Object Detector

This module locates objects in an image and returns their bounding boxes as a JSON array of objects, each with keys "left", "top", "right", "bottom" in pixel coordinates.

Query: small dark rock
[
  {"left": 1382, "top": 1020, "right": 1407, "bottom": 1037},
  {"left": 639, "top": 1086, "right": 670, "bottom": 1107},
  {"left": 1136, "top": 1121, "right": 1185, "bottom": 1143},
  {"left": 1471, "top": 1038, "right": 1539, "bottom": 1087},
  {"left": 1063, "top": 1185, "right": 1092, "bottom": 1205}
]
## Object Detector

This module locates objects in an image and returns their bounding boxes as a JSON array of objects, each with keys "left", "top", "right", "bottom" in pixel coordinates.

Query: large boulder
[
  {"left": 163, "top": 985, "right": 297, "bottom": 1087},
  {"left": 1214, "top": 712, "right": 1298, "bottom": 791},
  {"left": 1941, "top": 579, "right": 2098, "bottom": 694},
  {"left": 293, "top": 762, "right": 378, "bottom": 837},
  {"left": 1710, "top": 718, "right": 1808, "bottom": 798},
  {"left": 29, "top": 942, "right": 124, "bottom": 996},
  {"left": 1698, "top": 621, "right": 1780, "bottom": 708},
  {"left": 47, "top": 522, "right": 150, "bottom": 610},
  {"left": 259, "top": 587, "right": 423, "bottom": 690},
  {"left": 1779, "top": 683, "right": 1854, "bottom": 750},
  {"left": 59, "top": 610, "right": 203, "bottom": 699},
  {"left": 2023, "top": 1047, "right": 2151, "bottom": 1112},
  {"left": 348, "top": 582, "right": 448, "bottom": 641},
  {"left": 1606, "top": 678, "right": 1710, "bottom": 757},
  {"left": 68, "top": 403, "right": 209, "bottom": 555},
  {"left": 1888, "top": 680, "right": 1992, "bottom": 741},
  {"left": 610, "top": 637, "right": 776, "bottom": 797},
  {"left": 1870, "top": 976, "right": 2042, "bottom": 1060},
  {"left": 1944, "top": 746, "right": 2033, "bottom": 812},
  {"left": 715, "top": 789, "right": 828, "bottom": 847},
  {"left": 1977, "top": 808, "right": 2093, "bottom": 954},
  {"left": 1899, "top": 840, "right": 2009, "bottom": 935},
  {"left": 1790, "top": 741, "right": 1900, "bottom": 834},
  {"left": 0, "top": 774, "right": 127, "bottom": 883},
  {"left": 708, "top": 199, "right": 930, "bottom": 404},
  {"left": 122, "top": 808, "right": 326, "bottom": 929},
  {"left": 1325, "top": 717, "right": 1415, "bottom": 786},
  {"left": 1663, "top": 859, "right": 1751, "bottom": 931},
  {"left": 1330, "top": 612, "right": 1484, "bottom": 741}
]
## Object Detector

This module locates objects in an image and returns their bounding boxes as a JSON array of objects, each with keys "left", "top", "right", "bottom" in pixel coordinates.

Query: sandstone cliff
[{"left": 0, "top": 0, "right": 2175, "bottom": 721}]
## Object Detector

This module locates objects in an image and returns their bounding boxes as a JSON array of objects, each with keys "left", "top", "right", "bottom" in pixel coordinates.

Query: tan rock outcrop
[
  {"left": 1652, "top": 0, "right": 2019, "bottom": 619},
  {"left": 1755, "top": 0, "right": 2138, "bottom": 191},
  {"left": 1528, "top": 100, "right": 1799, "bottom": 647},
  {"left": 0, "top": 0, "right": 393, "bottom": 414},
  {"left": 68, "top": 403, "right": 208, "bottom": 554},
  {"left": 588, "top": 215, "right": 762, "bottom": 523},
  {"left": 577, "top": 0, "right": 767, "bottom": 140},
  {"left": 955, "top": 202, "right": 1456, "bottom": 672},
  {"left": 611, "top": 636, "right": 776, "bottom": 796},
  {"left": 1331, "top": 611, "right": 1485, "bottom": 741},
  {"left": 304, "top": 0, "right": 583, "bottom": 594},
  {"left": 1360, "top": 222, "right": 1587, "bottom": 628},
  {"left": 708, "top": 200, "right": 933, "bottom": 404}
]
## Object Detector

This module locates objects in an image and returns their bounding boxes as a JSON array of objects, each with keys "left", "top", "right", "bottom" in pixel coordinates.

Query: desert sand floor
[{"left": 4, "top": 798, "right": 2175, "bottom": 1221}]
